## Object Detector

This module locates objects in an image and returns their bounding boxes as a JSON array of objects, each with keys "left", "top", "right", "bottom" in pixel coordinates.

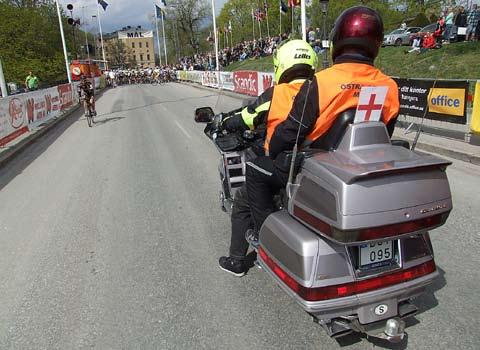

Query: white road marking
[{"left": 174, "top": 120, "right": 192, "bottom": 139}]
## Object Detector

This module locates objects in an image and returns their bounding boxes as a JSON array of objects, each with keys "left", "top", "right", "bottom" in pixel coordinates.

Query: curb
[
  {"left": 180, "top": 81, "right": 479, "bottom": 165},
  {"left": 0, "top": 87, "right": 108, "bottom": 169}
]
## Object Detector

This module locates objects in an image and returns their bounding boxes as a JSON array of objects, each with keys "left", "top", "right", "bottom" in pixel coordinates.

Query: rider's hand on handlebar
[{"left": 221, "top": 114, "right": 249, "bottom": 133}]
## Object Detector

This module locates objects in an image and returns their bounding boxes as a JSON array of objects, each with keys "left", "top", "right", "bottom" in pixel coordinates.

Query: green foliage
[{"left": 0, "top": 1, "right": 87, "bottom": 87}]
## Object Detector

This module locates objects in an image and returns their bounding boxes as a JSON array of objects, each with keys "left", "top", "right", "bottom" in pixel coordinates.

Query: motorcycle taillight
[
  {"left": 259, "top": 246, "right": 436, "bottom": 302},
  {"left": 293, "top": 205, "right": 447, "bottom": 243}
]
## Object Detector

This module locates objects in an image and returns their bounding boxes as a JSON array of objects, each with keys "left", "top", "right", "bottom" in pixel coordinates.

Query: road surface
[{"left": 0, "top": 83, "right": 478, "bottom": 349}]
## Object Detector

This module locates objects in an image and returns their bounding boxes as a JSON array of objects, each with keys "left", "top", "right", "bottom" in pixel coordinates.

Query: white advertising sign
[
  {"left": 219, "top": 72, "right": 234, "bottom": 91},
  {"left": 118, "top": 30, "right": 153, "bottom": 39}
]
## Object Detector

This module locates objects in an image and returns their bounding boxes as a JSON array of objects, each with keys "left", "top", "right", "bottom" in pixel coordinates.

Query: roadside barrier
[
  {"left": 177, "top": 70, "right": 477, "bottom": 143},
  {"left": 470, "top": 81, "right": 480, "bottom": 135}
]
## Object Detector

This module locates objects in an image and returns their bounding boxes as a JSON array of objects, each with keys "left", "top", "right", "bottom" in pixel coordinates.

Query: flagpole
[
  {"left": 161, "top": 9, "right": 168, "bottom": 65},
  {"left": 96, "top": 3, "right": 107, "bottom": 70},
  {"left": 266, "top": 6, "right": 270, "bottom": 38},
  {"left": 211, "top": 0, "right": 220, "bottom": 71},
  {"left": 154, "top": 5, "right": 163, "bottom": 66},
  {"left": 291, "top": 4, "right": 294, "bottom": 36},
  {"left": 301, "top": 0, "right": 306, "bottom": 41},
  {"left": 279, "top": 1, "right": 282, "bottom": 35},
  {"left": 55, "top": 0, "right": 72, "bottom": 84},
  {"left": 258, "top": 15, "right": 262, "bottom": 39},
  {"left": 252, "top": 9, "right": 256, "bottom": 41}
]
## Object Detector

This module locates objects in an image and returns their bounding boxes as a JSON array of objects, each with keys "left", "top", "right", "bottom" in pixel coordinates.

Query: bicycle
[{"left": 82, "top": 96, "right": 96, "bottom": 127}]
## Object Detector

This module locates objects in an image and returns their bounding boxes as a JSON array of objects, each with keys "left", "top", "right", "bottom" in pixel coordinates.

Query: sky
[{"left": 59, "top": 0, "right": 227, "bottom": 34}]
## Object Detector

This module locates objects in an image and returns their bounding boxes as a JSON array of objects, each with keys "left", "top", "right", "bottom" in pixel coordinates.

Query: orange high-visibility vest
[
  {"left": 307, "top": 63, "right": 399, "bottom": 142},
  {"left": 264, "top": 81, "right": 304, "bottom": 153}
]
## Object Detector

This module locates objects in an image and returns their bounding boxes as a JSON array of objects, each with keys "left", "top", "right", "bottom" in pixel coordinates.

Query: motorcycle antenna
[{"left": 286, "top": 80, "right": 312, "bottom": 199}]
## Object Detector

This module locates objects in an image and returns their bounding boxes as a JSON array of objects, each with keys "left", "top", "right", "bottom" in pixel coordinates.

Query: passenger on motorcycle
[
  {"left": 218, "top": 39, "right": 317, "bottom": 276},
  {"left": 245, "top": 6, "right": 400, "bottom": 251},
  {"left": 78, "top": 75, "right": 96, "bottom": 116}
]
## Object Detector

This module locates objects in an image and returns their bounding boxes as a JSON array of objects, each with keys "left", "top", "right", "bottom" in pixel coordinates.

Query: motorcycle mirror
[{"left": 194, "top": 107, "right": 215, "bottom": 123}]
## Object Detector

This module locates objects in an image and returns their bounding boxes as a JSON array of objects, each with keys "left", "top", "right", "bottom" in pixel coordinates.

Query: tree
[
  {"left": 167, "top": 0, "right": 210, "bottom": 53},
  {"left": 105, "top": 39, "right": 135, "bottom": 68},
  {"left": 0, "top": 1, "right": 93, "bottom": 86}
]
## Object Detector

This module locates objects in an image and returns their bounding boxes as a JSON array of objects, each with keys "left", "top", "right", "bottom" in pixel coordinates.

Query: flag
[
  {"left": 97, "top": 0, "right": 108, "bottom": 11},
  {"left": 228, "top": 20, "right": 232, "bottom": 32},
  {"left": 264, "top": 0, "right": 268, "bottom": 11},
  {"left": 280, "top": 0, "right": 288, "bottom": 14},
  {"left": 288, "top": 0, "right": 300, "bottom": 7},
  {"left": 157, "top": 0, "right": 167, "bottom": 8},
  {"left": 155, "top": 4, "right": 163, "bottom": 18}
]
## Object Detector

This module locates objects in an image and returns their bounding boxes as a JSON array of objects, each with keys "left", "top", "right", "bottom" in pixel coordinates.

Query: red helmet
[{"left": 331, "top": 6, "right": 384, "bottom": 61}]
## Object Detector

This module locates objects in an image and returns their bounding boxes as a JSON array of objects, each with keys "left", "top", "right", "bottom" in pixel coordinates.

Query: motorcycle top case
[{"left": 289, "top": 122, "right": 452, "bottom": 244}]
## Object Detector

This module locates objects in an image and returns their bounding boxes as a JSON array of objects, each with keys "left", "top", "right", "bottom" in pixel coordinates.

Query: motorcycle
[{"left": 194, "top": 104, "right": 452, "bottom": 343}]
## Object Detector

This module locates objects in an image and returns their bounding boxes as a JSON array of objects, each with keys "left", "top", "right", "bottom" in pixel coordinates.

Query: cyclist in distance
[{"left": 78, "top": 75, "right": 97, "bottom": 117}]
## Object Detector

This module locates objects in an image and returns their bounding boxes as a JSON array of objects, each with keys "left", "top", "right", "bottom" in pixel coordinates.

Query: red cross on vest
[{"left": 354, "top": 86, "right": 388, "bottom": 123}]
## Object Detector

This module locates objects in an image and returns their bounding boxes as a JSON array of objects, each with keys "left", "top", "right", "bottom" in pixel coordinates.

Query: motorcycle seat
[{"left": 309, "top": 109, "right": 356, "bottom": 151}]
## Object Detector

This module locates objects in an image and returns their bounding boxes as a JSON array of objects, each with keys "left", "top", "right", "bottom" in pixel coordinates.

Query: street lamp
[{"left": 320, "top": 0, "right": 330, "bottom": 69}]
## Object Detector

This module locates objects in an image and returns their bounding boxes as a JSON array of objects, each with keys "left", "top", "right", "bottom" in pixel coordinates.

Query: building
[{"left": 103, "top": 26, "right": 156, "bottom": 69}]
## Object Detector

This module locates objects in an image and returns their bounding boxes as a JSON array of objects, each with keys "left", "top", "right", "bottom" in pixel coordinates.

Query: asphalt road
[{"left": 0, "top": 83, "right": 478, "bottom": 350}]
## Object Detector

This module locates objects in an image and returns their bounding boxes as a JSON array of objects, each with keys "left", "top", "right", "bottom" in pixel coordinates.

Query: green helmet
[{"left": 273, "top": 39, "right": 317, "bottom": 84}]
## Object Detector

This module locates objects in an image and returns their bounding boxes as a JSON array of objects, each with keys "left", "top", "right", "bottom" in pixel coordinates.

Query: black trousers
[
  {"left": 229, "top": 185, "right": 254, "bottom": 259},
  {"left": 228, "top": 156, "right": 288, "bottom": 259},
  {"left": 246, "top": 156, "right": 289, "bottom": 232}
]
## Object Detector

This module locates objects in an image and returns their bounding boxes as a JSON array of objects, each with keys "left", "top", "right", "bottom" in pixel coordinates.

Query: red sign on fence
[{"left": 233, "top": 71, "right": 259, "bottom": 96}]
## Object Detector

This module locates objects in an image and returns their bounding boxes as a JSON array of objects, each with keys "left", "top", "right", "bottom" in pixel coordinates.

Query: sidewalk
[{"left": 393, "top": 127, "right": 480, "bottom": 165}]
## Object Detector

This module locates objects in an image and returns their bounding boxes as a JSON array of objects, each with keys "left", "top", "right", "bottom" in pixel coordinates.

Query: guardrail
[{"left": 177, "top": 70, "right": 479, "bottom": 145}]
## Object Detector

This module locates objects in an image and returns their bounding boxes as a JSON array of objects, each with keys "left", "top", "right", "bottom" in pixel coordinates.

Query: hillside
[{"left": 224, "top": 41, "right": 479, "bottom": 81}]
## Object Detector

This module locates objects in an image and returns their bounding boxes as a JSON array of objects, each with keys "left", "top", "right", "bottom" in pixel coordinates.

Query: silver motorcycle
[{"left": 194, "top": 105, "right": 452, "bottom": 343}]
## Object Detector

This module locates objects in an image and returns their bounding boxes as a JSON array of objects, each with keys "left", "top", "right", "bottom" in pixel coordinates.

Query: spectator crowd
[
  {"left": 407, "top": 3, "right": 479, "bottom": 54},
  {"left": 174, "top": 27, "right": 328, "bottom": 71}
]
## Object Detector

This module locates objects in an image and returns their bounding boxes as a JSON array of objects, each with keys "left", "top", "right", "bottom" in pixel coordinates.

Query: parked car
[
  {"left": 409, "top": 23, "right": 438, "bottom": 44},
  {"left": 383, "top": 27, "right": 421, "bottom": 46}
]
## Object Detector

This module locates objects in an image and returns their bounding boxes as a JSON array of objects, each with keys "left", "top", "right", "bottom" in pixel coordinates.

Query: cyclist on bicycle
[{"left": 78, "top": 75, "right": 96, "bottom": 116}]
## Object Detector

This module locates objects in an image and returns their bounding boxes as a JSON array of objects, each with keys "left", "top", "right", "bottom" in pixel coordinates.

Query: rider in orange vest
[
  {"left": 219, "top": 40, "right": 317, "bottom": 276},
  {"left": 246, "top": 6, "right": 400, "bottom": 245}
]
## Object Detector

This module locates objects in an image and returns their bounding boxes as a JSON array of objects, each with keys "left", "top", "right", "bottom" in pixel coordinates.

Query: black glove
[{"left": 222, "top": 114, "right": 248, "bottom": 133}]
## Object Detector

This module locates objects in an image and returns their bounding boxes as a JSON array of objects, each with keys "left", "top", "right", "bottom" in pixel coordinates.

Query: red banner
[{"left": 233, "top": 71, "right": 259, "bottom": 96}]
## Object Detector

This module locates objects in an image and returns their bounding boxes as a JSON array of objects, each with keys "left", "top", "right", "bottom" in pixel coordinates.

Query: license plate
[{"left": 359, "top": 241, "right": 395, "bottom": 268}]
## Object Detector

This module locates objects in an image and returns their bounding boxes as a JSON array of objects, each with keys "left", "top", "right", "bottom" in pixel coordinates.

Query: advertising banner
[
  {"left": 394, "top": 78, "right": 469, "bottom": 124},
  {"left": 202, "top": 71, "right": 220, "bottom": 88},
  {"left": 0, "top": 83, "right": 77, "bottom": 146},
  {"left": 0, "top": 96, "right": 29, "bottom": 146},
  {"left": 233, "top": 71, "right": 259, "bottom": 96},
  {"left": 188, "top": 71, "right": 203, "bottom": 84},
  {"left": 258, "top": 72, "right": 275, "bottom": 95},
  {"left": 219, "top": 72, "right": 234, "bottom": 91}
]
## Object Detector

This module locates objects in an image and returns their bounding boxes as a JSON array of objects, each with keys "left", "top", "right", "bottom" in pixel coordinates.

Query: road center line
[{"left": 174, "top": 120, "right": 192, "bottom": 139}]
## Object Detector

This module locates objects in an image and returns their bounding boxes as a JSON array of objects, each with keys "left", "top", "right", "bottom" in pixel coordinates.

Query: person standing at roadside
[
  {"left": 25, "top": 71, "right": 39, "bottom": 91},
  {"left": 466, "top": 4, "right": 479, "bottom": 41},
  {"left": 444, "top": 8, "right": 454, "bottom": 42}
]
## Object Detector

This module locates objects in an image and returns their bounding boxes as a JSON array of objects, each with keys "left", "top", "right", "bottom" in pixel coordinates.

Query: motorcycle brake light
[
  {"left": 258, "top": 247, "right": 436, "bottom": 302},
  {"left": 293, "top": 205, "right": 444, "bottom": 242}
]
